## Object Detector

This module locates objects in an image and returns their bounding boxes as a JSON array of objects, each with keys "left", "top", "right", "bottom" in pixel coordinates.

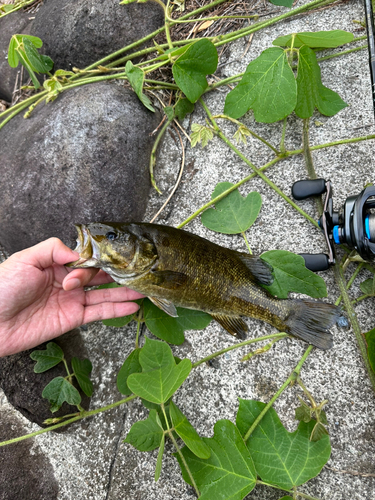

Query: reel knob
[
  {"left": 299, "top": 253, "right": 330, "bottom": 272},
  {"left": 292, "top": 179, "right": 327, "bottom": 200}
]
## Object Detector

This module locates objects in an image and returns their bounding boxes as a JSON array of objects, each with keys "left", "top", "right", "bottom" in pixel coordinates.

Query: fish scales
[{"left": 69, "top": 222, "right": 342, "bottom": 349}]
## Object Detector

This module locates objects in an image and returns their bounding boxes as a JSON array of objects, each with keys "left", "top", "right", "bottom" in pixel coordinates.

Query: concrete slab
[{"left": 1, "top": 0, "right": 375, "bottom": 499}]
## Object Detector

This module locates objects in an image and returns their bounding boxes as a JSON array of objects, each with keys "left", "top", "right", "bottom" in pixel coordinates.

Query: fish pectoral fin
[
  {"left": 151, "top": 270, "right": 188, "bottom": 289},
  {"left": 237, "top": 253, "right": 274, "bottom": 286},
  {"left": 211, "top": 314, "right": 248, "bottom": 339},
  {"left": 149, "top": 297, "right": 178, "bottom": 317}
]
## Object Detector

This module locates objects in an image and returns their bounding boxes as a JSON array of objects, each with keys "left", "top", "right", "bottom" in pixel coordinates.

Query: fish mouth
[{"left": 66, "top": 224, "right": 101, "bottom": 268}]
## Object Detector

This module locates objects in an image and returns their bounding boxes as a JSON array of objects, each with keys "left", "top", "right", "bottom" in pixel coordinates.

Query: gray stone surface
[
  {"left": 31, "top": 0, "right": 164, "bottom": 71},
  {"left": 1, "top": 0, "right": 375, "bottom": 499},
  {"left": 0, "top": 83, "right": 160, "bottom": 253}
]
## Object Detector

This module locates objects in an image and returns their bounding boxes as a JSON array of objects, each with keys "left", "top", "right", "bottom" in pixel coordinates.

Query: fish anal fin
[
  {"left": 237, "top": 253, "right": 274, "bottom": 286},
  {"left": 211, "top": 314, "right": 248, "bottom": 339},
  {"left": 149, "top": 297, "right": 178, "bottom": 317},
  {"left": 151, "top": 270, "right": 188, "bottom": 289}
]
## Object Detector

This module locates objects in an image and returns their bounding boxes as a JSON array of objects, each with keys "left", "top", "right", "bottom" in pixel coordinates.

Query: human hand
[{"left": 0, "top": 238, "right": 143, "bottom": 357}]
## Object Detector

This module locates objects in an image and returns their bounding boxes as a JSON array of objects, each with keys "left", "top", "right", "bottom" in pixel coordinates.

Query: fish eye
[{"left": 105, "top": 231, "right": 118, "bottom": 241}]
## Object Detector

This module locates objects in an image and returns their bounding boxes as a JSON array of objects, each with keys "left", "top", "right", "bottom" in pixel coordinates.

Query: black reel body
[{"left": 292, "top": 179, "right": 375, "bottom": 271}]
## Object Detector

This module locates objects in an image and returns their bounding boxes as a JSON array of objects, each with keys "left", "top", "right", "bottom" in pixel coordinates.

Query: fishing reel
[{"left": 292, "top": 179, "right": 375, "bottom": 271}]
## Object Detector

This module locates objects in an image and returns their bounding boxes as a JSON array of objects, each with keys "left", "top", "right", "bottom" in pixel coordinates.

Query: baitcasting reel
[{"left": 292, "top": 179, "right": 375, "bottom": 271}]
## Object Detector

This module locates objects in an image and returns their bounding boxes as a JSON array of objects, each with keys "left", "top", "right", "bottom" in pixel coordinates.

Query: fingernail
[{"left": 64, "top": 278, "right": 81, "bottom": 291}]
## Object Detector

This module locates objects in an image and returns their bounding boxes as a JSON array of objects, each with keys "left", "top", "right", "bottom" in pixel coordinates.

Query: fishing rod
[{"left": 291, "top": 3, "right": 375, "bottom": 272}]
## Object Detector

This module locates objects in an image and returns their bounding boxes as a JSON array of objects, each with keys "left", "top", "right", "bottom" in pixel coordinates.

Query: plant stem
[
  {"left": 192, "top": 333, "right": 288, "bottom": 368},
  {"left": 333, "top": 261, "right": 375, "bottom": 391},
  {"left": 150, "top": 115, "right": 174, "bottom": 193},
  {"left": 302, "top": 118, "right": 323, "bottom": 214},
  {"left": 287, "top": 134, "right": 375, "bottom": 155},
  {"left": 317, "top": 44, "right": 367, "bottom": 63},
  {"left": 0, "top": 394, "right": 137, "bottom": 447},
  {"left": 161, "top": 403, "right": 200, "bottom": 497},
  {"left": 242, "top": 232, "right": 252, "bottom": 254},
  {"left": 243, "top": 345, "right": 314, "bottom": 442},
  {"left": 280, "top": 117, "right": 287, "bottom": 153},
  {"left": 200, "top": 99, "right": 319, "bottom": 229},
  {"left": 335, "top": 263, "right": 364, "bottom": 306},
  {"left": 256, "top": 481, "right": 322, "bottom": 500}
]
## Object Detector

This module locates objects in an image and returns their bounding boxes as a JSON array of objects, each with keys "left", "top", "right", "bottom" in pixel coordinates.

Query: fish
[{"left": 68, "top": 222, "right": 341, "bottom": 349}]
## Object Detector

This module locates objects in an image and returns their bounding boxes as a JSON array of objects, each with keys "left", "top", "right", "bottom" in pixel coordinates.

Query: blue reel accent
[
  {"left": 365, "top": 215, "right": 371, "bottom": 239},
  {"left": 333, "top": 225, "right": 341, "bottom": 244}
]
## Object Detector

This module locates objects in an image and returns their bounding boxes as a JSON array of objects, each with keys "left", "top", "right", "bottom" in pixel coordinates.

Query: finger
[
  {"left": 13, "top": 237, "right": 79, "bottom": 270},
  {"left": 84, "top": 287, "right": 144, "bottom": 306},
  {"left": 62, "top": 268, "right": 100, "bottom": 291},
  {"left": 83, "top": 301, "right": 140, "bottom": 324},
  {"left": 86, "top": 271, "right": 114, "bottom": 287}
]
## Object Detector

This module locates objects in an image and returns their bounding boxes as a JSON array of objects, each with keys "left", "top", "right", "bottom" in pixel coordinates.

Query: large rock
[
  {"left": 0, "top": 11, "right": 34, "bottom": 101},
  {"left": 31, "top": 0, "right": 164, "bottom": 71},
  {"left": 0, "top": 82, "right": 160, "bottom": 253}
]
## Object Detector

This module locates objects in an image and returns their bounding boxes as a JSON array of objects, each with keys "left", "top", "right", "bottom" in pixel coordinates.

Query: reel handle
[
  {"left": 292, "top": 179, "right": 327, "bottom": 200},
  {"left": 299, "top": 253, "right": 330, "bottom": 272}
]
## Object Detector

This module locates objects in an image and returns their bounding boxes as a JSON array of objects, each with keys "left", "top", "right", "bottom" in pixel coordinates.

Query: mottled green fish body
[{"left": 69, "top": 222, "right": 340, "bottom": 349}]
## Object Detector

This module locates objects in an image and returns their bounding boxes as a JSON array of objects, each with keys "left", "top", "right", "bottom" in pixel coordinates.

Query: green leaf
[
  {"left": 54, "top": 69, "right": 75, "bottom": 77},
  {"left": 279, "top": 497, "right": 294, "bottom": 500},
  {"left": 127, "top": 338, "right": 192, "bottom": 404},
  {"left": 42, "top": 377, "right": 81, "bottom": 413},
  {"left": 261, "top": 250, "right": 327, "bottom": 299},
  {"left": 40, "top": 54, "right": 54, "bottom": 72},
  {"left": 169, "top": 401, "right": 211, "bottom": 459},
  {"left": 177, "top": 419, "right": 257, "bottom": 499},
  {"left": 268, "top": 0, "right": 293, "bottom": 6},
  {"left": 175, "top": 97, "right": 194, "bottom": 120},
  {"left": 155, "top": 433, "right": 165, "bottom": 481},
  {"left": 365, "top": 328, "right": 375, "bottom": 373},
  {"left": 20, "top": 34, "right": 43, "bottom": 48},
  {"left": 164, "top": 106, "right": 175, "bottom": 121},
  {"left": 7, "top": 36, "right": 19, "bottom": 68},
  {"left": 236, "top": 399, "right": 331, "bottom": 489},
  {"left": 143, "top": 299, "right": 211, "bottom": 345},
  {"left": 310, "top": 422, "right": 329, "bottom": 442},
  {"left": 273, "top": 30, "right": 354, "bottom": 48},
  {"left": 172, "top": 39, "right": 218, "bottom": 103},
  {"left": 319, "top": 410, "right": 328, "bottom": 425},
  {"left": 125, "top": 61, "right": 155, "bottom": 112},
  {"left": 124, "top": 409, "right": 164, "bottom": 451},
  {"left": 117, "top": 348, "right": 142, "bottom": 395},
  {"left": 295, "top": 45, "right": 347, "bottom": 118},
  {"left": 295, "top": 405, "right": 312, "bottom": 423},
  {"left": 22, "top": 38, "right": 49, "bottom": 73},
  {"left": 360, "top": 278, "right": 375, "bottom": 296},
  {"left": 201, "top": 182, "right": 262, "bottom": 234},
  {"left": 30, "top": 342, "right": 64, "bottom": 372},
  {"left": 71, "top": 357, "right": 93, "bottom": 397},
  {"left": 16, "top": 49, "right": 40, "bottom": 88},
  {"left": 190, "top": 123, "right": 214, "bottom": 148},
  {"left": 224, "top": 47, "right": 296, "bottom": 122}
]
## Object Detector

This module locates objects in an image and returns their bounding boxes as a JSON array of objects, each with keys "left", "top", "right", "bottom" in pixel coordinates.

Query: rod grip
[
  {"left": 292, "top": 179, "right": 326, "bottom": 200},
  {"left": 299, "top": 253, "right": 330, "bottom": 272}
]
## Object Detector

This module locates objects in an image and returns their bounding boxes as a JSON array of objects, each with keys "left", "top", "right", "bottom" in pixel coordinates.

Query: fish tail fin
[{"left": 285, "top": 299, "right": 342, "bottom": 350}]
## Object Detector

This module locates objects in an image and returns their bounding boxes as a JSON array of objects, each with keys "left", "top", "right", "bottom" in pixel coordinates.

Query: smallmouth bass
[{"left": 69, "top": 222, "right": 341, "bottom": 349}]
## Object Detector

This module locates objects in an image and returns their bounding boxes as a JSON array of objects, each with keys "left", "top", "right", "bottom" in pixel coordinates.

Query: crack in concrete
[{"left": 105, "top": 407, "right": 128, "bottom": 500}]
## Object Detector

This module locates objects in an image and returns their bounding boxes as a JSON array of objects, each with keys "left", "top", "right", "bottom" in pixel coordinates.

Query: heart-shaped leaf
[
  {"left": 365, "top": 327, "right": 375, "bottom": 373},
  {"left": 30, "top": 342, "right": 64, "bottom": 373},
  {"left": 172, "top": 39, "right": 218, "bottom": 103},
  {"left": 236, "top": 399, "right": 331, "bottom": 489},
  {"left": 201, "top": 182, "right": 262, "bottom": 234},
  {"left": 127, "top": 338, "right": 192, "bottom": 404},
  {"left": 261, "top": 250, "right": 327, "bottom": 299},
  {"left": 177, "top": 419, "right": 257, "bottom": 500},
  {"left": 42, "top": 377, "right": 81, "bottom": 413},
  {"left": 224, "top": 47, "right": 296, "bottom": 122},
  {"left": 124, "top": 409, "right": 164, "bottom": 451},
  {"left": 125, "top": 61, "right": 154, "bottom": 112}
]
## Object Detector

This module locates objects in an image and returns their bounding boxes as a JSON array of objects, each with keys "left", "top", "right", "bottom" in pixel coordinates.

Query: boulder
[
  {"left": 31, "top": 0, "right": 165, "bottom": 71},
  {"left": 0, "top": 82, "right": 161, "bottom": 253}
]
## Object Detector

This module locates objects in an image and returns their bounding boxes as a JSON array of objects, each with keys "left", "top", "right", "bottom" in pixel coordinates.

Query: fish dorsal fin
[
  {"left": 236, "top": 253, "right": 274, "bottom": 286},
  {"left": 211, "top": 314, "right": 248, "bottom": 339},
  {"left": 151, "top": 270, "right": 188, "bottom": 289},
  {"left": 149, "top": 297, "right": 178, "bottom": 317}
]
